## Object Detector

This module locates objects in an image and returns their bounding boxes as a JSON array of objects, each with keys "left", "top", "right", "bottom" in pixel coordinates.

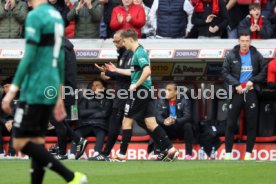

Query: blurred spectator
[
  {"left": 269, "top": 0, "right": 276, "bottom": 38},
  {"left": 261, "top": 0, "right": 273, "bottom": 17},
  {"left": 267, "top": 58, "right": 276, "bottom": 89},
  {"left": 238, "top": 3, "right": 273, "bottom": 39},
  {"left": 100, "top": 0, "right": 122, "bottom": 38},
  {"left": 143, "top": 0, "right": 154, "bottom": 8},
  {"left": 0, "top": 0, "right": 27, "bottom": 38},
  {"left": 0, "top": 77, "right": 16, "bottom": 158},
  {"left": 192, "top": 0, "right": 229, "bottom": 39},
  {"left": 155, "top": 82, "right": 194, "bottom": 160},
  {"left": 225, "top": 0, "right": 248, "bottom": 39},
  {"left": 150, "top": 0, "right": 194, "bottom": 38},
  {"left": 48, "top": 0, "right": 70, "bottom": 27},
  {"left": 67, "top": 0, "right": 103, "bottom": 38},
  {"left": 110, "top": 0, "right": 145, "bottom": 38},
  {"left": 133, "top": 0, "right": 155, "bottom": 38},
  {"left": 64, "top": 0, "right": 75, "bottom": 38},
  {"left": 71, "top": 79, "right": 112, "bottom": 158}
]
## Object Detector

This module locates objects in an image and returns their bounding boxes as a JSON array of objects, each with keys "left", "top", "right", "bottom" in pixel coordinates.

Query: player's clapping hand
[
  {"left": 54, "top": 98, "right": 67, "bottom": 122},
  {"left": 95, "top": 63, "right": 106, "bottom": 72},
  {"left": 105, "top": 62, "right": 117, "bottom": 72},
  {"left": 129, "top": 83, "right": 137, "bottom": 91}
]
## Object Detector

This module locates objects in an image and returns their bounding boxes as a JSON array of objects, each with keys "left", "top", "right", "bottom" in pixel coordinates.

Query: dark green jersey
[
  {"left": 130, "top": 46, "right": 152, "bottom": 90},
  {"left": 13, "top": 3, "right": 64, "bottom": 105}
]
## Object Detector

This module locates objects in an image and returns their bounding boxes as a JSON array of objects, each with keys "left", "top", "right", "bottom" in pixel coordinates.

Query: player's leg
[
  {"left": 50, "top": 118, "right": 68, "bottom": 158},
  {"left": 113, "top": 116, "right": 134, "bottom": 161},
  {"left": 144, "top": 98, "right": 178, "bottom": 161},
  {"left": 225, "top": 93, "right": 243, "bottom": 160},
  {"left": 13, "top": 137, "right": 76, "bottom": 183},
  {"left": 13, "top": 103, "right": 86, "bottom": 183},
  {"left": 113, "top": 92, "right": 142, "bottom": 161},
  {"left": 244, "top": 90, "right": 259, "bottom": 160},
  {"left": 144, "top": 117, "right": 178, "bottom": 161}
]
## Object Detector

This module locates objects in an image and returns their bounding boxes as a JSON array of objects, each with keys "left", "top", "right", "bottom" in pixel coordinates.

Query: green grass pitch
[{"left": 0, "top": 160, "right": 275, "bottom": 184}]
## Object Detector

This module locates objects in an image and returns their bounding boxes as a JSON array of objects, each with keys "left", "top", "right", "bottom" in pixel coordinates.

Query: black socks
[
  {"left": 22, "top": 142, "right": 74, "bottom": 183},
  {"left": 120, "top": 129, "right": 132, "bottom": 155}
]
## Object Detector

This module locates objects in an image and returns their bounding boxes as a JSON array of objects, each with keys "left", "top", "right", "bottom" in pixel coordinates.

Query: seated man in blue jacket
[{"left": 155, "top": 82, "right": 194, "bottom": 160}]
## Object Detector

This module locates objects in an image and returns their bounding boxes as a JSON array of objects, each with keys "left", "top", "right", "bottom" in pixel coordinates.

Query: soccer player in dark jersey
[
  {"left": 105, "top": 29, "right": 179, "bottom": 162},
  {"left": 1, "top": 0, "right": 87, "bottom": 183}
]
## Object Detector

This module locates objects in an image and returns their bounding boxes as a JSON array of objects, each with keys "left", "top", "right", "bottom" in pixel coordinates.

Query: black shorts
[
  {"left": 124, "top": 86, "right": 156, "bottom": 121},
  {"left": 13, "top": 102, "right": 54, "bottom": 138}
]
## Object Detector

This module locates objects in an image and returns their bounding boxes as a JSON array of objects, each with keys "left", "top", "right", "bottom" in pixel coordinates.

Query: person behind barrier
[
  {"left": 109, "top": 0, "right": 146, "bottom": 38},
  {"left": 267, "top": 58, "right": 276, "bottom": 89},
  {"left": 191, "top": 0, "right": 229, "bottom": 39},
  {"left": 238, "top": 3, "right": 273, "bottom": 39},
  {"left": 70, "top": 79, "right": 112, "bottom": 159},
  {"left": 67, "top": 0, "right": 103, "bottom": 38},
  {"left": 155, "top": 82, "right": 194, "bottom": 160},
  {"left": 0, "top": 76, "right": 16, "bottom": 158},
  {"left": 222, "top": 30, "right": 267, "bottom": 160},
  {"left": 0, "top": 0, "right": 28, "bottom": 38}
]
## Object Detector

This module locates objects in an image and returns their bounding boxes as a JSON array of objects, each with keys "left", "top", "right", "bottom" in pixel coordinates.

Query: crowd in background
[{"left": 0, "top": 0, "right": 276, "bottom": 39}]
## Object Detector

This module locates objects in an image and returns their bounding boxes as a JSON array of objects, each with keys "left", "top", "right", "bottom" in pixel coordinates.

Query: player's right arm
[{"left": 105, "top": 62, "right": 131, "bottom": 76}]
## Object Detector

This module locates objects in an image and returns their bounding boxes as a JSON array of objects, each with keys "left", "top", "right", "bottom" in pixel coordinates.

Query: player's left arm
[
  {"left": 13, "top": 13, "right": 41, "bottom": 90},
  {"left": 134, "top": 66, "right": 151, "bottom": 88},
  {"left": 133, "top": 55, "right": 151, "bottom": 88}
]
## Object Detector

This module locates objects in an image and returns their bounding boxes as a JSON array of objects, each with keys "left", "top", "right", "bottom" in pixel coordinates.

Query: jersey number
[{"left": 53, "top": 23, "right": 64, "bottom": 67}]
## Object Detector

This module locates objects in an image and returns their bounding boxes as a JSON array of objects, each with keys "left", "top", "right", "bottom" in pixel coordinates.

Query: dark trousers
[
  {"left": 225, "top": 90, "right": 259, "bottom": 153},
  {"left": 0, "top": 123, "right": 15, "bottom": 156},
  {"left": 51, "top": 119, "right": 81, "bottom": 155},
  {"left": 102, "top": 108, "right": 124, "bottom": 156},
  {"left": 160, "top": 123, "right": 194, "bottom": 155},
  {"left": 71, "top": 125, "right": 106, "bottom": 154}
]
